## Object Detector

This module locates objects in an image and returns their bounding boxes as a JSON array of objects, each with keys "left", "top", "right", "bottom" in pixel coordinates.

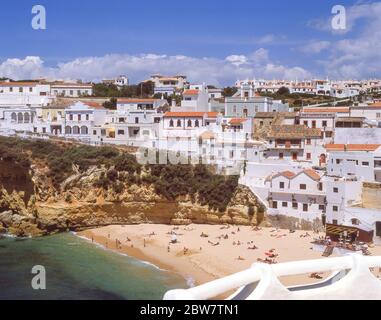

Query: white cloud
[
  {"left": 307, "top": 2, "right": 381, "bottom": 79},
  {"left": 0, "top": 50, "right": 311, "bottom": 86},
  {"left": 298, "top": 41, "right": 330, "bottom": 54}
]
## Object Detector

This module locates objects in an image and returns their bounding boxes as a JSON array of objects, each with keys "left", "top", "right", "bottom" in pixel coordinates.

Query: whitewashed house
[
  {"left": 51, "top": 83, "right": 93, "bottom": 97},
  {"left": 265, "top": 169, "right": 326, "bottom": 222},
  {"left": 326, "top": 144, "right": 381, "bottom": 183},
  {"left": 0, "top": 81, "right": 53, "bottom": 107},
  {"left": 64, "top": 102, "right": 107, "bottom": 141}
]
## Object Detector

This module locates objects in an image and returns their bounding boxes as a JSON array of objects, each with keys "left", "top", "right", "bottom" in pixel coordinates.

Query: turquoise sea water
[{"left": 0, "top": 233, "right": 187, "bottom": 300}]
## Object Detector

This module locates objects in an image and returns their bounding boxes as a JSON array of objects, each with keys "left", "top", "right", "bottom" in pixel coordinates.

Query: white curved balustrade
[{"left": 164, "top": 255, "right": 381, "bottom": 300}]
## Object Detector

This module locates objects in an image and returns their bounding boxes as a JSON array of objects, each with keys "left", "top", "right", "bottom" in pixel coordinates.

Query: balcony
[{"left": 270, "top": 188, "right": 326, "bottom": 197}]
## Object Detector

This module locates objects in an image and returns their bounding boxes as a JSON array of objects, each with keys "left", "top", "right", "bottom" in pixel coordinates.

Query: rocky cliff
[{"left": 0, "top": 163, "right": 265, "bottom": 237}]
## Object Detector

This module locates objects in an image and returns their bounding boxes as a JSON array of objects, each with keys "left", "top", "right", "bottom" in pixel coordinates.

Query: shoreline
[
  {"left": 76, "top": 229, "right": 217, "bottom": 286},
  {"left": 77, "top": 224, "right": 345, "bottom": 289}
]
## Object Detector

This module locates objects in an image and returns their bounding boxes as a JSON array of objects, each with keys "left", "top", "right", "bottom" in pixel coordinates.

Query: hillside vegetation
[{"left": 0, "top": 137, "right": 239, "bottom": 212}]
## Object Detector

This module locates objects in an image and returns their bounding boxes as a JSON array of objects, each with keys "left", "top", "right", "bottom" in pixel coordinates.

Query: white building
[
  {"left": 116, "top": 98, "right": 167, "bottom": 112},
  {"left": 326, "top": 144, "right": 381, "bottom": 183},
  {"left": 102, "top": 75, "right": 129, "bottom": 87},
  {"left": 0, "top": 81, "right": 53, "bottom": 107},
  {"left": 50, "top": 83, "right": 93, "bottom": 97},
  {"left": 179, "top": 89, "right": 209, "bottom": 112},
  {"left": 265, "top": 169, "right": 326, "bottom": 223},
  {"left": 148, "top": 74, "right": 188, "bottom": 96},
  {"left": 64, "top": 102, "right": 107, "bottom": 141}
]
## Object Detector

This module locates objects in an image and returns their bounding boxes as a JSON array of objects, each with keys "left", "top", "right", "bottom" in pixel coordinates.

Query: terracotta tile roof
[
  {"left": 51, "top": 83, "right": 92, "bottom": 88},
  {"left": 302, "top": 169, "right": 321, "bottom": 181},
  {"left": 80, "top": 101, "right": 104, "bottom": 109},
  {"left": 325, "top": 144, "right": 381, "bottom": 152},
  {"left": 164, "top": 112, "right": 205, "bottom": 118},
  {"left": 0, "top": 82, "right": 38, "bottom": 87},
  {"left": 199, "top": 131, "right": 215, "bottom": 140},
  {"left": 367, "top": 103, "right": 381, "bottom": 108},
  {"left": 303, "top": 107, "right": 349, "bottom": 113},
  {"left": 254, "top": 112, "right": 277, "bottom": 119},
  {"left": 183, "top": 89, "right": 199, "bottom": 96},
  {"left": 206, "top": 112, "right": 218, "bottom": 118},
  {"left": 280, "top": 171, "right": 296, "bottom": 179},
  {"left": 268, "top": 125, "right": 322, "bottom": 139},
  {"left": 229, "top": 118, "right": 247, "bottom": 125},
  {"left": 118, "top": 98, "right": 156, "bottom": 103}
]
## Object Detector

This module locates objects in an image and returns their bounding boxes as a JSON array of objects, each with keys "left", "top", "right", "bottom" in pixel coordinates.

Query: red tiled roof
[
  {"left": 183, "top": 89, "right": 199, "bottom": 96},
  {"left": 325, "top": 144, "right": 381, "bottom": 152},
  {"left": 80, "top": 101, "right": 104, "bottom": 109},
  {"left": 303, "top": 169, "right": 321, "bottom": 181},
  {"left": 303, "top": 107, "right": 349, "bottom": 113},
  {"left": 229, "top": 118, "right": 247, "bottom": 125},
  {"left": 118, "top": 98, "right": 156, "bottom": 103},
  {"left": 164, "top": 112, "right": 205, "bottom": 118},
  {"left": 280, "top": 171, "right": 296, "bottom": 179},
  {"left": 206, "top": 112, "right": 218, "bottom": 118},
  {"left": 0, "top": 82, "right": 38, "bottom": 87}
]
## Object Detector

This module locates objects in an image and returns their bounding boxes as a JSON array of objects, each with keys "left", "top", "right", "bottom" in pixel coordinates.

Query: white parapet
[{"left": 164, "top": 255, "right": 381, "bottom": 300}]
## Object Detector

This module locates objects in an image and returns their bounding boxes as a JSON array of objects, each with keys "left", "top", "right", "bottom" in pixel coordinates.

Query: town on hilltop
[{"left": 0, "top": 74, "right": 381, "bottom": 251}]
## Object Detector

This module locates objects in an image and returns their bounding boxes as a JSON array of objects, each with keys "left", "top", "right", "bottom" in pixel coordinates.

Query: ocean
[{"left": 0, "top": 232, "right": 187, "bottom": 300}]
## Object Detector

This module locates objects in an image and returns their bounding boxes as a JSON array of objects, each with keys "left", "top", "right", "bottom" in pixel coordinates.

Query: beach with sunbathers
[{"left": 78, "top": 224, "right": 381, "bottom": 287}]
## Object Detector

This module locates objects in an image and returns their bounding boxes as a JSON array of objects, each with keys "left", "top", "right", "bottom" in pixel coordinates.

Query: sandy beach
[{"left": 79, "top": 224, "right": 370, "bottom": 289}]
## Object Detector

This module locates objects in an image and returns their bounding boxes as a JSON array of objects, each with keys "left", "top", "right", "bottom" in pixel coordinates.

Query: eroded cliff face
[{"left": 0, "top": 165, "right": 266, "bottom": 237}]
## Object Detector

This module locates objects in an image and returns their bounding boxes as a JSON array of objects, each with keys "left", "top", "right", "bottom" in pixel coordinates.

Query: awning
[{"left": 326, "top": 224, "right": 359, "bottom": 236}]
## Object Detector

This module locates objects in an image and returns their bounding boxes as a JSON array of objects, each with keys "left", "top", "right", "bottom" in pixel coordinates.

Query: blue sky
[{"left": 0, "top": 0, "right": 379, "bottom": 85}]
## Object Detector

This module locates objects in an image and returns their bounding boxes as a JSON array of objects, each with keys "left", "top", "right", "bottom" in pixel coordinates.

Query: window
[
  {"left": 29, "top": 87, "right": 33, "bottom": 92},
  {"left": 279, "top": 182, "right": 285, "bottom": 189},
  {"left": 377, "top": 113, "right": 381, "bottom": 118},
  {"left": 70, "top": 90, "right": 74, "bottom": 95},
  {"left": 333, "top": 187, "right": 339, "bottom": 193},
  {"left": 336, "top": 159, "right": 341, "bottom": 164},
  {"left": 117, "top": 130, "right": 125, "bottom": 135},
  {"left": 279, "top": 153, "right": 284, "bottom": 160},
  {"left": 312, "top": 120, "right": 316, "bottom": 128},
  {"left": 306, "top": 138, "right": 311, "bottom": 145},
  {"left": 318, "top": 182, "right": 323, "bottom": 191},
  {"left": 303, "top": 121, "right": 308, "bottom": 127},
  {"left": 86, "top": 114, "right": 89, "bottom": 121},
  {"left": 303, "top": 204, "right": 308, "bottom": 212},
  {"left": 306, "top": 153, "right": 311, "bottom": 160},
  {"left": 282, "top": 202, "right": 288, "bottom": 208},
  {"left": 187, "top": 119, "right": 192, "bottom": 127},
  {"left": 322, "top": 120, "right": 327, "bottom": 127},
  {"left": 177, "top": 119, "right": 181, "bottom": 127},
  {"left": 69, "top": 114, "right": 73, "bottom": 121},
  {"left": 333, "top": 206, "right": 338, "bottom": 212},
  {"left": 42, "top": 127, "right": 46, "bottom": 133},
  {"left": 93, "top": 130, "right": 97, "bottom": 135},
  {"left": 300, "top": 184, "right": 307, "bottom": 190},
  {"left": 169, "top": 119, "right": 174, "bottom": 127},
  {"left": 195, "top": 119, "right": 200, "bottom": 127},
  {"left": 292, "top": 202, "right": 298, "bottom": 209},
  {"left": 19, "top": 87, "right": 23, "bottom": 93},
  {"left": 319, "top": 205, "right": 325, "bottom": 211},
  {"left": 78, "top": 114, "right": 81, "bottom": 121},
  {"left": 9, "top": 87, "right": 13, "bottom": 92},
  {"left": 135, "top": 117, "right": 139, "bottom": 124},
  {"left": 362, "top": 162, "right": 369, "bottom": 166},
  {"left": 351, "top": 218, "right": 360, "bottom": 226},
  {"left": 333, "top": 219, "right": 338, "bottom": 225},
  {"left": 272, "top": 201, "right": 278, "bottom": 209}
]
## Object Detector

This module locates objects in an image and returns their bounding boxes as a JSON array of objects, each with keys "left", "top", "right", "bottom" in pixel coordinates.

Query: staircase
[{"left": 322, "top": 245, "right": 334, "bottom": 257}]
